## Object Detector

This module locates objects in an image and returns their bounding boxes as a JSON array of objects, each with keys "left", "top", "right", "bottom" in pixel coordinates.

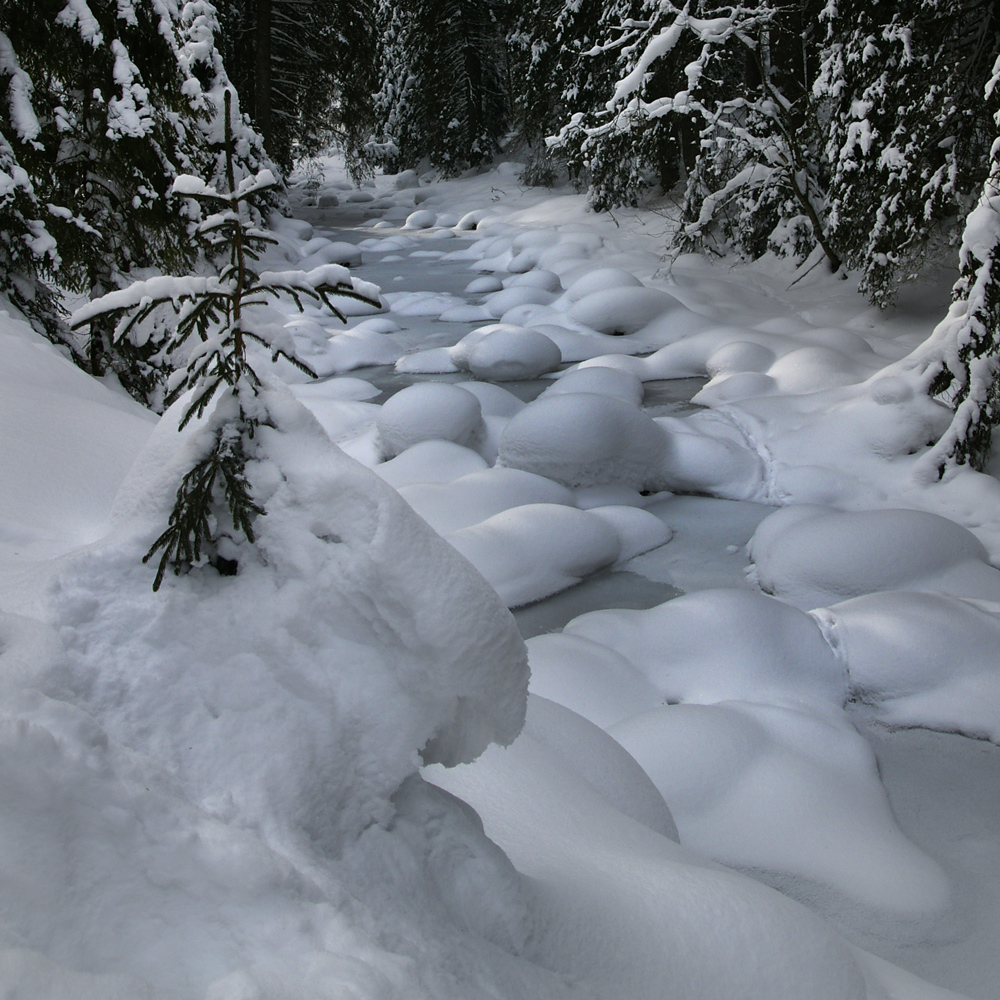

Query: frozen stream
[
  {"left": 306, "top": 212, "right": 711, "bottom": 637},
  {"left": 6, "top": 159, "right": 1000, "bottom": 1000},
  {"left": 283, "top": 184, "right": 1000, "bottom": 1000}
]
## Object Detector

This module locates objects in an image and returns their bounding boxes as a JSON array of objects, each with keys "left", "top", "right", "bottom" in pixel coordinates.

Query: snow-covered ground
[{"left": 1, "top": 155, "right": 998, "bottom": 1000}]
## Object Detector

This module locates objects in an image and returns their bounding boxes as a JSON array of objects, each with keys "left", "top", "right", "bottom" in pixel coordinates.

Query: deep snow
[{"left": 0, "top": 153, "right": 997, "bottom": 1000}]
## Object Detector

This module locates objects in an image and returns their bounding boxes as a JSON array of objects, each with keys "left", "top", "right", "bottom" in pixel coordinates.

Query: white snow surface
[{"left": 1, "top": 151, "right": 997, "bottom": 1000}]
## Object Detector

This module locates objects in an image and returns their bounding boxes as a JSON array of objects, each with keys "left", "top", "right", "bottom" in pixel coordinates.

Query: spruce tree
[
  {"left": 0, "top": 29, "right": 62, "bottom": 341},
  {"left": 1, "top": 0, "right": 274, "bottom": 405},
  {"left": 213, "top": 0, "right": 377, "bottom": 176},
  {"left": 815, "top": 0, "right": 999, "bottom": 306},
  {"left": 548, "top": 0, "right": 836, "bottom": 270},
  {"left": 909, "top": 55, "right": 1000, "bottom": 476},
  {"left": 71, "top": 91, "right": 380, "bottom": 589}
]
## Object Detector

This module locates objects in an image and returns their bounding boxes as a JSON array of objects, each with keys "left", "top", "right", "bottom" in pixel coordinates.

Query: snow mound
[
  {"left": 693, "top": 371, "right": 777, "bottom": 405},
  {"left": 706, "top": 340, "right": 777, "bottom": 377},
  {"left": 610, "top": 699, "right": 952, "bottom": 920},
  {"left": 524, "top": 696, "right": 679, "bottom": 839},
  {"left": 498, "top": 392, "right": 666, "bottom": 490},
  {"left": 526, "top": 631, "right": 662, "bottom": 728},
  {"left": 559, "top": 267, "right": 644, "bottom": 303},
  {"left": 821, "top": 590, "right": 1000, "bottom": 742},
  {"left": 656, "top": 411, "right": 766, "bottom": 500},
  {"left": 374, "top": 439, "right": 489, "bottom": 488},
  {"left": 465, "top": 326, "right": 562, "bottom": 381},
  {"left": 587, "top": 505, "right": 672, "bottom": 563},
  {"left": 404, "top": 209, "right": 438, "bottom": 229},
  {"left": 465, "top": 275, "right": 503, "bottom": 293},
  {"left": 428, "top": 700, "right": 881, "bottom": 1000},
  {"left": 543, "top": 366, "right": 645, "bottom": 405},
  {"left": 568, "top": 286, "right": 679, "bottom": 336},
  {"left": 767, "top": 345, "right": 870, "bottom": 394},
  {"left": 375, "top": 382, "right": 483, "bottom": 458},
  {"left": 321, "top": 324, "right": 403, "bottom": 374},
  {"left": 49, "top": 384, "right": 529, "bottom": 850},
  {"left": 398, "top": 466, "right": 575, "bottom": 535},
  {"left": 455, "top": 380, "right": 526, "bottom": 417},
  {"left": 503, "top": 269, "right": 562, "bottom": 292},
  {"left": 484, "top": 285, "right": 557, "bottom": 318},
  {"left": 749, "top": 505, "right": 1000, "bottom": 608},
  {"left": 0, "top": 317, "right": 154, "bottom": 558},
  {"left": 448, "top": 503, "right": 622, "bottom": 607},
  {"left": 298, "top": 237, "right": 362, "bottom": 269},
  {"left": 526, "top": 322, "right": 645, "bottom": 363},
  {"left": 563, "top": 588, "right": 846, "bottom": 708}
]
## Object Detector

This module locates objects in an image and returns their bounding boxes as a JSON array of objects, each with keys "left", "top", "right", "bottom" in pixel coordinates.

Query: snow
[
  {"left": 396, "top": 465, "right": 568, "bottom": 531},
  {"left": 749, "top": 505, "right": 1000, "bottom": 608},
  {"left": 611, "top": 699, "right": 952, "bottom": 922},
  {"left": 563, "top": 587, "right": 846, "bottom": 707},
  {"left": 498, "top": 391, "right": 667, "bottom": 489},
  {"left": 465, "top": 325, "right": 562, "bottom": 380},
  {"left": 825, "top": 591, "right": 1000, "bottom": 741},
  {"left": 428, "top": 695, "right": 878, "bottom": 1000},
  {"left": 567, "top": 285, "right": 679, "bottom": 335},
  {"left": 375, "top": 381, "right": 483, "bottom": 457},
  {"left": 2, "top": 150, "right": 998, "bottom": 1000},
  {"left": 0, "top": 314, "right": 155, "bottom": 566}
]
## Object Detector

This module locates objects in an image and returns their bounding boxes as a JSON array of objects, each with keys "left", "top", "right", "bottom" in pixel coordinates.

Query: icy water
[
  {"left": 326, "top": 364, "right": 555, "bottom": 405},
  {"left": 306, "top": 213, "right": 718, "bottom": 637},
  {"left": 513, "top": 570, "right": 682, "bottom": 639}
]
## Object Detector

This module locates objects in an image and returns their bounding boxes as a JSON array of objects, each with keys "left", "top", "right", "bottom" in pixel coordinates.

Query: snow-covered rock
[
  {"left": 375, "top": 382, "right": 484, "bottom": 458},
  {"left": 563, "top": 588, "right": 846, "bottom": 708},
  {"left": 465, "top": 327, "right": 562, "bottom": 381},
  {"left": 749, "top": 505, "right": 1000, "bottom": 608},
  {"left": 498, "top": 392, "right": 666, "bottom": 490}
]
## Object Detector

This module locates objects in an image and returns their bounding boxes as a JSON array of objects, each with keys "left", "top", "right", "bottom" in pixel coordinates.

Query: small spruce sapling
[{"left": 72, "top": 90, "right": 380, "bottom": 589}]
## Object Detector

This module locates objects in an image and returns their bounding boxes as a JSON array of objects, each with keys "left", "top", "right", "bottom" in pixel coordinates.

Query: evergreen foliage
[
  {"left": 815, "top": 0, "right": 999, "bottom": 306},
  {"left": 913, "top": 55, "right": 1000, "bottom": 475},
  {"left": 546, "top": 2, "right": 836, "bottom": 265},
  {"left": 0, "top": 30, "right": 62, "bottom": 340},
  {"left": 71, "top": 91, "right": 380, "bottom": 589},
  {"left": 371, "top": 0, "right": 510, "bottom": 175},
  {"left": 214, "top": 0, "right": 377, "bottom": 176},
  {"left": 0, "top": 0, "right": 275, "bottom": 404},
  {"left": 532, "top": 0, "right": 998, "bottom": 295}
]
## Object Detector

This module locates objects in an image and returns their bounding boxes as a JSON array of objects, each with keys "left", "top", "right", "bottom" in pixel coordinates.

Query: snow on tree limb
[{"left": 908, "top": 56, "right": 1000, "bottom": 477}]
